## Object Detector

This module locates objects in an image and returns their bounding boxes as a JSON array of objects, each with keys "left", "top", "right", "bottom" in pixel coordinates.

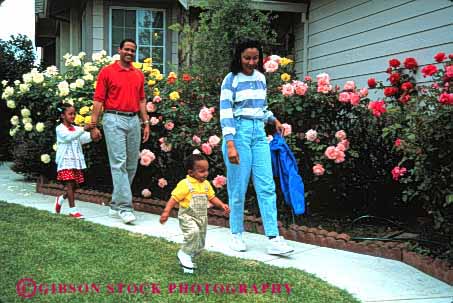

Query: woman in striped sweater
[{"left": 220, "top": 39, "right": 294, "bottom": 255}]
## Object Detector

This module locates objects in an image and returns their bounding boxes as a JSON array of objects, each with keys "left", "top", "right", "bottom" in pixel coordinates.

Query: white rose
[
  {"left": 22, "top": 117, "right": 32, "bottom": 124},
  {"left": 10, "top": 115, "right": 19, "bottom": 126},
  {"left": 53, "top": 143, "right": 58, "bottom": 151},
  {"left": 112, "top": 54, "right": 120, "bottom": 61},
  {"left": 9, "top": 128, "right": 16, "bottom": 137},
  {"left": 64, "top": 98, "right": 74, "bottom": 105},
  {"left": 82, "top": 73, "right": 93, "bottom": 81},
  {"left": 35, "top": 122, "right": 45, "bottom": 132},
  {"left": 71, "top": 57, "right": 81, "bottom": 66},
  {"left": 45, "top": 65, "right": 58, "bottom": 76},
  {"left": 32, "top": 73, "right": 45, "bottom": 84},
  {"left": 2, "top": 86, "right": 14, "bottom": 99},
  {"left": 24, "top": 123, "right": 33, "bottom": 132},
  {"left": 19, "top": 84, "right": 30, "bottom": 93},
  {"left": 22, "top": 73, "right": 33, "bottom": 83},
  {"left": 14, "top": 80, "right": 20, "bottom": 86},
  {"left": 40, "top": 154, "right": 51, "bottom": 164},
  {"left": 1, "top": 80, "right": 7, "bottom": 86},
  {"left": 78, "top": 51, "right": 86, "bottom": 59},
  {"left": 91, "top": 52, "right": 102, "bottom": 62},
  {"left": 69, "top": 82, "right": 77, "bottom": 90},
  {"left": 6, "top": 100, "right": 15, "bottom": 108},
  {"left": 63, "top": 53, "right": 71, "bottom": 60},
  {"left": 100, "top": 50, "right": 107, "bottom": 56},
  {"left": 75, "top": 79, "right": 85, "bottom": 88},
  {"left": 21, "top": 108, "right": 31, "bottom": 117}
]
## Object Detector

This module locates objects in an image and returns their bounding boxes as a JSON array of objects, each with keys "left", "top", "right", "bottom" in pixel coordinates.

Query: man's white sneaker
[
  {"left": 177, "top": 249, "right": 194, "bottom": 271},
  {"left": 230, "top": 233, "right": 247, "bottom": 252},
  {"left": 267, "top": 236, "right": 294, "bottom": 255},
  {"left": 118, "top": 210, "right": 136, "bottom": 224},
  {"left": 108, "top": 208, "right": 120, "bottom": 218}
]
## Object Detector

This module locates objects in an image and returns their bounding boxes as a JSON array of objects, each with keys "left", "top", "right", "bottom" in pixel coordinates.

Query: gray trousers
[{"left": 103, "top": 113, "right": 140, "bottom": 211}]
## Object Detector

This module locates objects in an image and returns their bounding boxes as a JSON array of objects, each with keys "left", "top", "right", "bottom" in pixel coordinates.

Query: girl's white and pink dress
[{"left": 55, "top": 124, "right": 92, "bottom": 183}]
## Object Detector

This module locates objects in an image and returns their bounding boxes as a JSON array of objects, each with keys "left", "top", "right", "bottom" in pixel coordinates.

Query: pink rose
[
  {"left": 140, "top": 155, "right": 152, "bottom": 166},
  {"left": 199, "top": 107, "right": 213, "bottom": 122},
  {"left": 192, "top": 135, "right": 201, "bottom": 145},
  {"left": 324, "top": 146, "right": 337, "bottom": 160},
  {"left": 305, "top": 129, "right": 317, "bottom": 141},
  {"left": 445, "top": 65, "right": 453, "bottom": 79},
  {"left": 438, "top": 93, "right": 453, "bottom": 105},
  {"left": 317, "top": 73, "right": 331, "bottom": 86},
  {"left": 343, "top": 81, "right": 355, "bottom": 91},
  {"left": 212, "top": 175, "right": 227, "bottom": 188},
  {"left": 394, "top": 138, "right": 403, "bottom": 147},
  {"left": 281, "top": 83, "right": 294, "bottom": 97},
  {"left": 359, "top": 87, "right": 368, "bottom": 98},
  {"left": 208, "top": 135, "right": 221, "bottom": 147},
  {"left": 150, "top": 117, "right": 159, "bottom": 125},
  {"left": 304, "top": 75, "right": 312, "bottom": 82},
  {"left": 153, "top": 95, "right": 161, "bottom": 103},
  {"left": 340, "top": 139, "right": 350, "bottom": 150},
  {"left": 335, "top": 130, "right": 347, "bottom": 141},
  {"left": 292, "top": 80, "right": 308, "bottom": 96},
  {"left": 282, "top": 123, "right": 292, "bottom": 136},
  {"left": 391, "top": 166, "right": 407, "bottom": 181},
  {"left": 317, "top": 84, "right": 332, "bottom": 94},
  {"left": 164, "top": 121, "right": 174, "bottom": 130},
  {"left": 209, "top": 107, "right": 216, "bottom": 113},
  {"left": 201, "top": 143, "right": 212, "bottom": 155},
  {"left": 269, "top": 55, "right": 281, "bottom": 63},
  {"left": 160, "top": 142, "right": 172, "bottom": 152},
  {"left": 141, "top": 189, "right": 152, "bottom": 198},
  {"left": 158, "top": 137, "right": 165, "bottom": 144},
  {"left": 146, "top": 102, "right": 156, "bottom": 112},
  {"left": 338, "top": 92, "right": 350, "bottom": 103},
  {"left": 312, "top": 164, "right": 325, "bottom": 176},
  {"left": 350, "top": 93, "right": 360, "bottom": 106},
  {"left": 264, "top": 60, "right": 279, "bottom": 73},
  {"left": 158, "top": 178, "right": 168, "bottom": 188},
  {"left": 334, "top": 149, "right": 345, "bottom": 163}
]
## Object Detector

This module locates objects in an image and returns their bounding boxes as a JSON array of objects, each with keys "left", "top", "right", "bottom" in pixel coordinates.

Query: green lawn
[{"left": 0, "top": 201, "right": 360, "bottom": 303}]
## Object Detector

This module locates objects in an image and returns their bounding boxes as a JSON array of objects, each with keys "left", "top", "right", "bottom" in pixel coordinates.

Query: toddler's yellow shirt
[{"left": 171, "top": 175, "right": 216, "bottom": 208}]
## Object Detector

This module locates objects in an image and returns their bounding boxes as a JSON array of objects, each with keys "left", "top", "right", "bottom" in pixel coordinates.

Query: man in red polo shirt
[{"left": 91, "top": 38, "right": 150, "bottom": 224}]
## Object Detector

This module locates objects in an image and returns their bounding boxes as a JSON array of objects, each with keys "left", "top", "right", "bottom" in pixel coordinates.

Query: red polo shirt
[{"left": 93, "top": 61, "right": 145, "bottom": 112}]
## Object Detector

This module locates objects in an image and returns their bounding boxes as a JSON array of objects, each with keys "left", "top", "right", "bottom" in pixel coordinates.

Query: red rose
[
  {"left": 403, "top": 57, "right": 418, "bottom": 69},
  {"left": 421, "top": 65, "right": 438, "bottom": 77},
  {"left": 367, "top": 77, "right": 377, "bottom": 88},
  {"left": 389, "top": 73, "right": 400, "bottom": 85},
  {"left": 401, "top": 82, "right": 413, "bottom": 91},
  {"left": 434, "top": 52, "right": 446, "bottom": 63},
  {"left": 389, "top": 59, "right": 401, "bottom": 68},
  {"left": 167, "top": 77, "right": 177, "bottom": 85},
  {"left": 438, "top": 93, "right": 453, "bottom": 105},
  {"left": 384, "top": 87, "right": 398, "bottom": 97},
  {"left": 449, "top": 54, "right": 453, "bottom": 60},
  {"left": 182, "top": 73, "right": 192, "bottom": 82},
  {"left": 386, "top": 67, "right": 393, "bottom": 74},
  {"left": 399, "top": 94, "right": 411, "bottom": 104}
]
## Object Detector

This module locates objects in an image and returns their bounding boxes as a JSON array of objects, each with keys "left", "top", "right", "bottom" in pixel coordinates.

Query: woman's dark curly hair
[{"left": 230, "top": 39, "right": 264, "bottom": 75}]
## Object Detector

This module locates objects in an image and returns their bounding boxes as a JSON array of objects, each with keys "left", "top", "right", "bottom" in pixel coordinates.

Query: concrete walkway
[{"left": 0, "top": 163, "right": 452, "bottom": 303}]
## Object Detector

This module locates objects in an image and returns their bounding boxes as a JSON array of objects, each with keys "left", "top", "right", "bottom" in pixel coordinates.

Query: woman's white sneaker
[
  {"left": 267, "top": 236, "right": 294, "bottom": 255},
  {"left": 230, "top": 233, "right": 247, "bottom": 252}
]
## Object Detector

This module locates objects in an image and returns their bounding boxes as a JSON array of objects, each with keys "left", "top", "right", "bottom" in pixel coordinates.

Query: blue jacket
[{"left": 269, "top": 133, "right": 305, "bottom": 215}]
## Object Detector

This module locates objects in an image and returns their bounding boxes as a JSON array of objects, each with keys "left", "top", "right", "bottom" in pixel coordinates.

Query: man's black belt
[{"left": 104, "top": 110, "right": 137, "bottom": 117}]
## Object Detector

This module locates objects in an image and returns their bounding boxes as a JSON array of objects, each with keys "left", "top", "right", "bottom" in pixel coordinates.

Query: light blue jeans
[
  {"left": 222, "top": 118, "right": 279, "bottom": 237},
  {"left": 102, "top": 113, "right": 140, "bottom": 212}
]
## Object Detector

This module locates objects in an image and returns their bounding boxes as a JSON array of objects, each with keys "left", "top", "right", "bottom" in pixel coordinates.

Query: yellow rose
[
  {"left": 169, "top": 91, "right": 180, "bottom": 101},
  {"left": 75, "top": 115, "right": 85, "bottom": 125},
  {"left": 156, "top": 74, "right": 163, "bottom": 81},
  {"left": 132, "top": 62, "right": 142, "bottom": 69},
  {"left": 168, "top": 72, "right": 177, "bottom": 79},
  {"left": 281, "top": 73, "right": 291, "bottom": 82},
  {"left": 79, "top": 106, "right": 90, "bottom": 115},
  {"left": 84, "top": 116, "right": 92, "bottom": 124},
  {"left": 148, "top": 79, "right": 156, "bottom": 86},
  {"left": 93, "top": 81, "right": 97, "bottom": 89},
  {"left": 90, "top": 105, "right": 93, "bottom": 110},
  {"left": 144, "top": 58, "right": 152, "bottom": 64},
  {"left": 280, "top": 57, "right": 293, "bottom": 66},
  {"left": 142, "top": 64, "right": 152, "bottom": 73},
  {"left": 153, "top": 88, "right": 160, "bottom": 97}
]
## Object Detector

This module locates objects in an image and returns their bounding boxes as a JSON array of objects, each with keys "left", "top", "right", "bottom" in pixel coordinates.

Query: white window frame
[{"left": 109, "top": 6, "right": 167, "bottom": 73}]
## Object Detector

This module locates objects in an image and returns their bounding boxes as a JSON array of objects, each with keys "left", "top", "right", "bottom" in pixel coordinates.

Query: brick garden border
[{"left": 36, "top": 176, "right": 453, "bottom": 285}]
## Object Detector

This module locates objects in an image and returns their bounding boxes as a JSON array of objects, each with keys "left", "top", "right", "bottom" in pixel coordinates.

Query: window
[{"left": 110, "top": 7, "right": 165, "bottom": 72}]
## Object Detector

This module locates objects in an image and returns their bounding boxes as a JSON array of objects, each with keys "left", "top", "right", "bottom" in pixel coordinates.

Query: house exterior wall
[{"left": 306, "top": 0, "right": 453, "bottom": 88}]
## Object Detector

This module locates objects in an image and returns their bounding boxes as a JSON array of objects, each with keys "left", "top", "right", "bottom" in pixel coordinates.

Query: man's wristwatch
[{"left": 142, "top": 120, "right": 150, "bottom": 125}]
